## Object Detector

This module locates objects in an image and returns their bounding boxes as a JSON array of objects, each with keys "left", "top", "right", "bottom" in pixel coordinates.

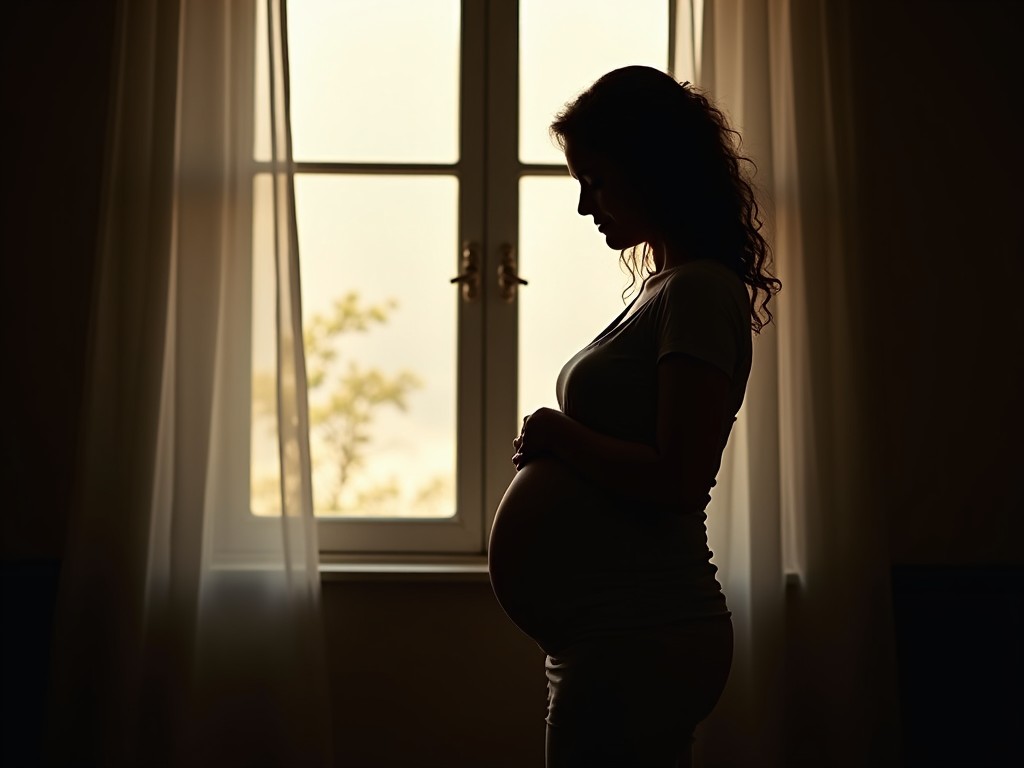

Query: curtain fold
[
  {"left": 47, "top": 1, "right": 332, "bottom": 765},
  {"left": 687, "top": 2, "right": 902, "bottom": 765}
]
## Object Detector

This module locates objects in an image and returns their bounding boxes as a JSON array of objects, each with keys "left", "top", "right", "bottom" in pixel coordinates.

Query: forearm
[{"left": 546, "top": 413, "right": 706, "bottom": 510}]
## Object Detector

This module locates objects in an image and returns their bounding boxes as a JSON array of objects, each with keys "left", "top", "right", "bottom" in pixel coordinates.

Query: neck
[{"left": 651, "top": 240, "right": 691, "bottom": 272}]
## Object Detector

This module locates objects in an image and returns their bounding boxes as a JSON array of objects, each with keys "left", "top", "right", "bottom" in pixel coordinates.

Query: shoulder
[
  {"left": 662, "top": 258, "right": 745, "bottom": 293},
  {"left": 656, "top": 259, "right": 749, "bottom": 318},
  {"left": 650, "top": 259, "right": 751, "bottom": 374}
]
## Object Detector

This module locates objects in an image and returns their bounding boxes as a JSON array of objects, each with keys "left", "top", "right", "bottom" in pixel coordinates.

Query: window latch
[
  {"left": 450, "top": 241, "right": 480, "bottom": 302},
  {"left": 497, "top": 243, "right": 528, "bottom": 303}
]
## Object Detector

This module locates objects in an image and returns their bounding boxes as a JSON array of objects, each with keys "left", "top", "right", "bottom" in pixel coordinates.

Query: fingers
[
  {"left": 512, "top": 414, "right": 532, "bottom": 469},
  {"left": 512, "top": 436, "right": 529, "bottom": 469},
  {"left": 512, "top": 415, "right": 528, "bottom": 453}
]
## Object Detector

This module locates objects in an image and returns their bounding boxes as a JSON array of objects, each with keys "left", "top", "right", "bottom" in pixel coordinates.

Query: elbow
[{"left": 652, "top": 474, "right": 711, "bottom": 512}]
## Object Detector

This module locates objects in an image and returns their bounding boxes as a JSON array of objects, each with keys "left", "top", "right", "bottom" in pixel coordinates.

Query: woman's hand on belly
[
  {"left": 516, "top": 355, "right": 732, "bottom": 510},
  {"left": 513, "top": 407, "right": 570, "bottom": 470}
]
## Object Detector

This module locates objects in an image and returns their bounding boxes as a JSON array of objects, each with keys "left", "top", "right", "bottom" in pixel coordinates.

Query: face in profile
[{"left": 563, "top": 137, "right": 655, "bottom": 252}]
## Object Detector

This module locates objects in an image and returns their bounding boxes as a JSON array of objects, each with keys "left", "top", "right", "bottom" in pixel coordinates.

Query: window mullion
[
  {"left": 482, "top": 0, "right": 521, "bottom": 542},
  {"left": 456, "top": 0, "right": 488, "bottom": 552}
]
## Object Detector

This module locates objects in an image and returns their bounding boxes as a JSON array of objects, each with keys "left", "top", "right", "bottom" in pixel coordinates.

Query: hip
[
  {"left": 535, "top": 568, "right": 730, "bottom": 654},
  {"left": 545, "top": 614, "right": 734, "bottom": 729}
]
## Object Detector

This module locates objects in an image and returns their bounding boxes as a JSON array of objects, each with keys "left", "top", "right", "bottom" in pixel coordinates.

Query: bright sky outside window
[{"left": 287, "top": 0, "right": 460, "bottom": 163}]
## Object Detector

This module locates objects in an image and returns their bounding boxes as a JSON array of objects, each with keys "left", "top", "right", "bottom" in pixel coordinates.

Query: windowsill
[
  {"left": 318, "top": 553, "right": 490, "bottom": 582},
  {"left": 319, "top": 556, "right": 805, "bottom": 588}
]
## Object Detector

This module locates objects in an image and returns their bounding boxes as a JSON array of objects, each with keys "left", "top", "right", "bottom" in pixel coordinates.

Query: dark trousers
[{"left": 544, "top": 616, "right": 733, "bottom": 768}]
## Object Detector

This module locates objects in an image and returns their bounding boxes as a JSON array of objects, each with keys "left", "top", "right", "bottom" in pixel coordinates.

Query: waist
[{"left": 536, "top": 565, "right": 730, "bottom": 655}]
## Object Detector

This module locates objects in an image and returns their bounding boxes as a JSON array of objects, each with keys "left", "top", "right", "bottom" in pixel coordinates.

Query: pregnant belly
[{"left": 487, "top": 458, "right": 616, "bottom": 644}]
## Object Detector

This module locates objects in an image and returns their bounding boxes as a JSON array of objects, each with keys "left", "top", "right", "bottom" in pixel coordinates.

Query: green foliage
[
  {"left": 252, "top": 290, "right": 455, "bottom": 517},
  {"left": 304, "top": 291, "right": 424, "bottom": 511}
]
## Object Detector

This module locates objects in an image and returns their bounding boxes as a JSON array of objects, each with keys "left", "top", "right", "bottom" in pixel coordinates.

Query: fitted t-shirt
[
  {"left": 557, "top": 258, "right": 752, "bottom": 485},
  {"left": 548, "top": 258, "right": 752, "bottom": 640}
]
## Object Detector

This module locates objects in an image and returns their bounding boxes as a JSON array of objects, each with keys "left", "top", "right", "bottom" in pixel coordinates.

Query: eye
[{"left": 578, "top": 175, "right": 603, "bottom": 195}]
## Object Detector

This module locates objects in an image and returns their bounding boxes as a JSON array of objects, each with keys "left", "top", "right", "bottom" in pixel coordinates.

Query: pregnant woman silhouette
[{"left": 488, "top": 66, "right": 781, "bottom": 768}]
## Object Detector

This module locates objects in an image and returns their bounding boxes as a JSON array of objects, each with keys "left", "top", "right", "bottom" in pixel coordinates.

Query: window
[{"left": 248, "top": 0, "right": 698, "bottom": 554}]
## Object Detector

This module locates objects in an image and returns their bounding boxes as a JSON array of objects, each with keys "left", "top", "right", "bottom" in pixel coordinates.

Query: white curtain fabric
[
  {"left": 46, "top": 1, "right": 332, "bottom": 765},
  {"left": 682, "top": 2, "right": 903, "bottom": 765}
]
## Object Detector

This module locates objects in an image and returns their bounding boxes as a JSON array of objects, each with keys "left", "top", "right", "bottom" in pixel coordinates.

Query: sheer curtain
[
  {"left": 679, "top": 1, "right": 903, "bottom": 765},
  {"left": 46, "top": 1, "right": 332, "bottom": 765}
]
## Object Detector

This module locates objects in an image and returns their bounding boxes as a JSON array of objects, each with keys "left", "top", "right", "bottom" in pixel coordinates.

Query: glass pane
[
  {"left": 519, "top": 0, "right": 669, "bottom": 164},
  {"left": 285, "top": 0, "right": 460, "bottom": 163},
  {"left": 253, "top": 174, "right": 459, "bottom": 518},
  {"left": 518, "top": 176, "right": 631, "bottom": 417}
]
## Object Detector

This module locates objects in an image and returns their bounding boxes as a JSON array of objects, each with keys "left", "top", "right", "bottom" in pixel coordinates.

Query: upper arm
[
  {"left": 651, "top": 266, "right": 746, "bottom": 505},
  {"left": 655, "top": 352, "right": 732, "bottom": 506}
]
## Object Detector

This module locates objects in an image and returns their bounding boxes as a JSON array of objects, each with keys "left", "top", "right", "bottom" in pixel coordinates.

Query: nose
[{"left": 577, "top": 185, "right": 594, "bottom": 218}]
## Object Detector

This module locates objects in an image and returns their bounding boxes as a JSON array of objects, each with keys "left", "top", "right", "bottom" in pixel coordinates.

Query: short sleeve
[{"left": 653, "top": 264, "right": 748, "bottom": 378}]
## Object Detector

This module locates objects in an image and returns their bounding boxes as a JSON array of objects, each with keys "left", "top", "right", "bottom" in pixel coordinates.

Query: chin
[{"left": 605, "top": 233, "right": 644, "bottom": 251}]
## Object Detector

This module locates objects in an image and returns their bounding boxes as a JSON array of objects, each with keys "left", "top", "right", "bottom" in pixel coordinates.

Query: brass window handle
[
  {"left": 497, "top": 243, "right": 528, "bottom": 303},
  {"left": 450, "top": 241, "right": 480, "bottom": 302}
]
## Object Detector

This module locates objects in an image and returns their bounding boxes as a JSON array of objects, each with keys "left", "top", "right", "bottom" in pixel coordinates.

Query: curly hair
[{"left": 550, "top": 66, "right": 781, "bottom": 333}]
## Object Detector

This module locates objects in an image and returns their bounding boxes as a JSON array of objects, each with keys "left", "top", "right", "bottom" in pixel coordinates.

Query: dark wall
[
  {"left": 1, "top": 0, "right": 115, "bottom": 562},
  {"left": 847, "top": 3, "right": 1024, "bottom": 765},
  {"left": 321, "top": 579, "right": 545, "bottom": 768},
  {"left": 2, "top": 2, "right": 117, "bottom": 765},
  {"left": 2, "top": 1, "right": 1021, "bottom": 767}
]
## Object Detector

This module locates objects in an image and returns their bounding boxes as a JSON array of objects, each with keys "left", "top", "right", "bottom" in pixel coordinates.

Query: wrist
[{"left": 545, "top": 409, "right": 572, "bottom": 459}]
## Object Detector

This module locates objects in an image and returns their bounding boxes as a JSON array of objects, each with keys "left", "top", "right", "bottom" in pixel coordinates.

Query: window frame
[
  {"left": 261, "top": 0, "right": 492, "bottom": 555},
  {"left": 237, "top": 0, "right": 684, "bottom": 558}
]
